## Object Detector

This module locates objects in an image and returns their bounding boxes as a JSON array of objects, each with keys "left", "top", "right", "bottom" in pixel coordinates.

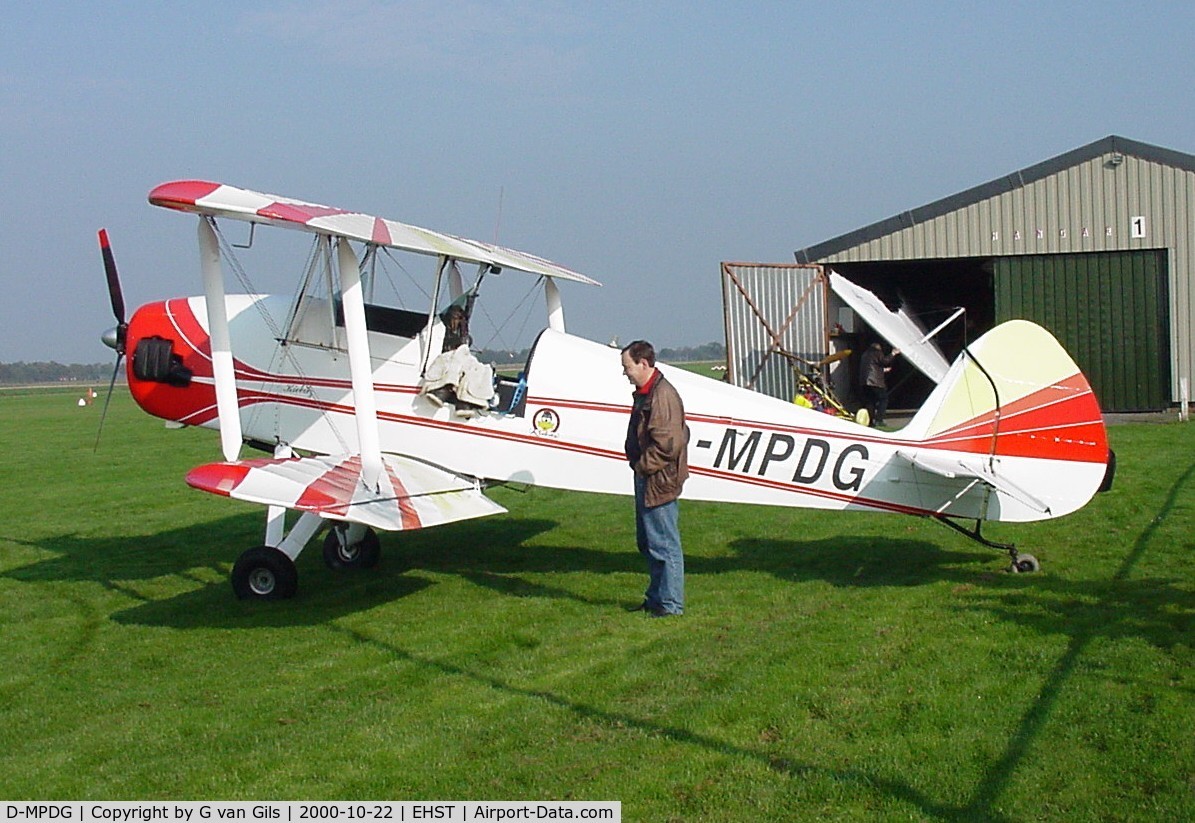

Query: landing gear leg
[
  {"left": 323, "top": 523, "right": 381, "bottom": 570},
  {"left": 230, "top": 510, "right": 324, "bottom": 600},
  {"left": 933, "top": 516, "right": 1041, "bottom": 573}
]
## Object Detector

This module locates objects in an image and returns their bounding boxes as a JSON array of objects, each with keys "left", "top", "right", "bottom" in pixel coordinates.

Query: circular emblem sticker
[{"left": 533, "top": 408, "right": 560, "bottom": 435}]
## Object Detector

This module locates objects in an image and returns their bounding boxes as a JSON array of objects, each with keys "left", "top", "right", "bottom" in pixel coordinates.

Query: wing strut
[
  {"left": 198, "top": 217, "right": 243, "bottom": 462},
  {"left": 545, "top": 276, "right": 565, "bottom": 332},
  {"left": 337, "top": 238, "right": 384, "bottom": 492}
]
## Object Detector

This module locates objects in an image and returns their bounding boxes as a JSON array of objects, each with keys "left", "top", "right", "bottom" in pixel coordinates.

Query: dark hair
[{"left": 621, "top": 339, "right": 655, "bottom": 367}]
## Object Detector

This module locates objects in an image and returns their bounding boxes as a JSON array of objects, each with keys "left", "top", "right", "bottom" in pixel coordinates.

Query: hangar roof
[{"left": 794, "top": 135, "right": 1195, "bottom": 263}]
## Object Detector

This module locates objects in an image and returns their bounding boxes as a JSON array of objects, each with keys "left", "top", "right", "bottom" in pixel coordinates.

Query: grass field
[{"left": 1, "top": 390, "right": 1191, "bottom": 820}]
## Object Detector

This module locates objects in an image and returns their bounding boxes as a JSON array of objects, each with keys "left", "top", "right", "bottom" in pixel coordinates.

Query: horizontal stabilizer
[
  {"left": 896, "top": 449, "right": 1051, "bottom": 515},
  {"left": 186, "top": 453, "right": 506, "bottom": 532}
]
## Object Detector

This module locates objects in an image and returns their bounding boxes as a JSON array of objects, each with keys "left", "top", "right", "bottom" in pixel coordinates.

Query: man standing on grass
[{"left": 620, "top": 340, "right": 689, "bottom": 617}]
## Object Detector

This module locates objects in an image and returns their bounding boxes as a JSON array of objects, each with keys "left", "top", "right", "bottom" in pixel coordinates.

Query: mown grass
[{"left": 0, "top": 390, "right": 1192, "bottom": 820}]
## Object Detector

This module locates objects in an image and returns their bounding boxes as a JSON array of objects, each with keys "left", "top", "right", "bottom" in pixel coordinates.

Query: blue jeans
[{"left": 634, "top": 474, "right": 684, "bottom": 614}]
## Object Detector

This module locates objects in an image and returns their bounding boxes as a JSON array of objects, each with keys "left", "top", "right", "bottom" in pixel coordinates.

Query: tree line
[
  {"left": 0, "top": 362, "right": 117, "bottom": 385},
  {"left": 476, "top": 341, "right": 726, "bottom": 367},
  {"left": 1, "top": 341, "right": 726, "bottom": 385}
]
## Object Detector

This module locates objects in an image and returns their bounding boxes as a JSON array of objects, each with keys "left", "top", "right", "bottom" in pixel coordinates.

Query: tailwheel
[
  {"left": 1010, "top": 553, "right": 1040, "bottom": 574},
  {"left": 322, "top": 525, "right": 381, "bottom": 570},
  {"left": 232, "top": 546, "right": 298, "bottom": 600},
  {"left": 933, "top": 515, "right": 1041, "bottom": 573}
]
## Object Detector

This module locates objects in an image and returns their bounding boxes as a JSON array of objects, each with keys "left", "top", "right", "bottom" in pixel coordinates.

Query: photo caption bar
[{"left": 2, "top": 803, "right": 620, "bottom": 823}]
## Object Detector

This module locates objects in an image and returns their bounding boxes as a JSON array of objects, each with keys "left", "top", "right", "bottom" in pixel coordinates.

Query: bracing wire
[
  {"left": 379, "top": 247, "right": 434, "bottom": 304},
  {"left": 210, "top": 219, "right": 351, "bottom": 454},
  {"left": 476, "top": 275, "right": 544, "bottom": 352}
]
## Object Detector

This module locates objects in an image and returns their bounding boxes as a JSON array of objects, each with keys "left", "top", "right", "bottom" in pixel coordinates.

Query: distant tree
[
  {"left": 476, "top": 348, "right": 531, "bottom": 368},
  {"left": 0, "top": 362, "right": 114, "bottom": 385},
  {"left": 0, "top": 345, "right": 726, "bottom": 386},
  {"left": 475, "top": 341, "right": 726, "bottom": 367},
  {"left": 657, "top": 342, "right": 726, "bottom": 363}
]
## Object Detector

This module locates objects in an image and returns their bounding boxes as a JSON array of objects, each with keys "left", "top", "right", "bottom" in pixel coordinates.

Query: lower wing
[{"left": 186, "top": 452, "right": 506, "bottom": 531}]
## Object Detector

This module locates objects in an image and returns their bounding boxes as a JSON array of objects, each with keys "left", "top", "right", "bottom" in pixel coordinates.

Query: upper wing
[
  {"left": 829, "top": 271, "right": 951, "bottom": 383},
  {"left": 149, "top": 180, "right": 600, "bottom": 286},
  {"left": 186, "top": 453, "right": 507, "bottom": 532}
]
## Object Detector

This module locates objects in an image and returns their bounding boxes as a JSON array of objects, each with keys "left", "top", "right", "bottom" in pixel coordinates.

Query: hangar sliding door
[{"left": 994, "top": 250, "right": 1170, "bottom": 412}]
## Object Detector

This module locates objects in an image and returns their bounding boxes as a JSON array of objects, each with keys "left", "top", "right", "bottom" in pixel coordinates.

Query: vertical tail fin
[{"left": 900, "top": 320, "right": 1110, "bottom": 521}]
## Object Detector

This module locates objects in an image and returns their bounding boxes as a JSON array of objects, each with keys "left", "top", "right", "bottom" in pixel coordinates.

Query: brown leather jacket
[{"left": 625, "top": 371, "right": 690, "bottom": 507}]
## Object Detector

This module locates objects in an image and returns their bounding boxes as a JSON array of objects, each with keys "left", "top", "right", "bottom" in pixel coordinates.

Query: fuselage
[{"left": 124, "top": 294, "right": 1108, "bottom": 523}]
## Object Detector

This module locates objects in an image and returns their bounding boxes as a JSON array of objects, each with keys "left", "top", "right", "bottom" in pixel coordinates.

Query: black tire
[
  {"left": 1012, "top": 553, "right": 1040, "bottom": 574},
  {"left": 322, "top": 526, "right": 381, "bottom": 570},
  {"left": 231, "top": 546, "right": 298, "bottom": 600}
]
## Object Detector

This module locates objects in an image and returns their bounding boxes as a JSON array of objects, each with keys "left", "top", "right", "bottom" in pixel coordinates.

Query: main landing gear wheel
[
  {"left": 322, "top": 525, "right": 381, "bottom": 570},
  {"left": 1010, "top": 553, "right": 1040, "bottom": 574},
  {"left": 232, "top": 546, "right": 298, "bottom": 600}
]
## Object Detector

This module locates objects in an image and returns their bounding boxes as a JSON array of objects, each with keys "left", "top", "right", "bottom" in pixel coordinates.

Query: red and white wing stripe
[
  {"left": 148, "top": 180, "right": 600, "bottom": 286},
  {"left": 186, "top": 453, "right": 506, "bottom": 532}
]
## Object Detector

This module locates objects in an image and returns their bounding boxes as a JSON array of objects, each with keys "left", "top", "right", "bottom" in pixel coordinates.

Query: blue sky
[{"left": 3, "top": 1, "right": 1194, "bottom": 362}]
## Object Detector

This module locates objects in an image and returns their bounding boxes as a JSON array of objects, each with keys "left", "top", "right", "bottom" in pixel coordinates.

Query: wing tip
[
  {"left": 148, "top": 180, "right": 222, "bottom": 211},
  {"left": 186, "top": 461, "right": 251, "bottom": 496}
]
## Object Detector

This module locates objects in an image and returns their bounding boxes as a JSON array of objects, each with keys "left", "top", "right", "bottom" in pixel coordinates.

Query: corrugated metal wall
[
  {"left": 995, "top": 251, "right": 1170, "bottom": 411},
  {"left": 817, "top": 150, "right": 1195, "bottom": 407},
  {"left": 721, "top": 263, "right": 827, "bottom": 401}
]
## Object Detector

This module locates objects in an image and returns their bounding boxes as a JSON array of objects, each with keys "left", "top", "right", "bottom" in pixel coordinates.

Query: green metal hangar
[{"left": 795, "top": 135, "right": 1194, "bottom": 413}]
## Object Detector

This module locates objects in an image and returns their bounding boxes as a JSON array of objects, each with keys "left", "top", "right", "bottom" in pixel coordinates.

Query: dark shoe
[
  {"left": 649, "top": 606, "right": 680, "bottom": 618},
  {"left": 627, "top": 601, "right": 651, "bottom": 612}
]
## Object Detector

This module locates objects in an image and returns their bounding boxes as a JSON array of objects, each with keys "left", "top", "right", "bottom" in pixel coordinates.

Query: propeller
[
  {"left": 814, "top": 348, "right": 852, "bottom": 367},
  {"left": 95, "top": 228, "right": 128, "bottom": 452}
]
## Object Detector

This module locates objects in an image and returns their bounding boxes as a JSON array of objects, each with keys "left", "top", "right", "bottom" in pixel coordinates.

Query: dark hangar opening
[{"left": 831, "top": 257, "right": 995, "bottom": 411}]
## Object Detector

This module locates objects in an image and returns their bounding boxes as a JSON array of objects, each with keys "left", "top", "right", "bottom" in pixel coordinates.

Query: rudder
[{"left": 899, "top": 319, "right": 1110, "bottom": 521}]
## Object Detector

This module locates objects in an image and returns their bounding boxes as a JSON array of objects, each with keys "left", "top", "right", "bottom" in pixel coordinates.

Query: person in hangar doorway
[{"left": 859, "top": 342, "right": 901, "bottom": 427}]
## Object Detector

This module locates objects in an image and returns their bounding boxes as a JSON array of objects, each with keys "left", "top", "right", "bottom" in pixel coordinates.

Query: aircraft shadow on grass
[
  {"left": 11, "top": 458, "right": 1188, "bottom": 642},
  {"left": 6, "top": 500, "right": 1005, "bottom": 631},
  {"left": 0, "top": 513, "right": 556, "bottom": 628},
  {"left": 716, "top": 533, "right": 988, "bottom": 588},
  {"left": 149, "top": 535, "right": 993, "bottom": 628}
]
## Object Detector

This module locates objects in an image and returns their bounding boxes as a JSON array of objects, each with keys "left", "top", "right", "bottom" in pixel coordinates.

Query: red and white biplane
[{"left": 98, "top": 180, "right": 1114, "bottom": 599}]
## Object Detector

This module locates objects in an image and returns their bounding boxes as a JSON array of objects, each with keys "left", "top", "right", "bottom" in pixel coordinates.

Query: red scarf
[{"left": 637, "top": 368, "right": 660, "bottom": 395}]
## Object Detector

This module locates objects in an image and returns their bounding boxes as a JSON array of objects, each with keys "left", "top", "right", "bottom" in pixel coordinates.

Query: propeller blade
[
  {"left": 815, "top": 349, "right": 852, "bottom": 367},
  {"left": 98, "top": 229, "right": 126, "bottom": 326},
  {"left": 93, "top": 353, "right": 124, "bottom": 453}
]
